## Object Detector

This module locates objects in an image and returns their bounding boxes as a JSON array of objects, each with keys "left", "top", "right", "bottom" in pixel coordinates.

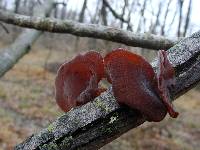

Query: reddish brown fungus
[
  {"left": 55, "top": 51, "right": 105, "bottom": 112},
  {"left": 157, "top": 50, "right": 179, "bottom": 118},
  {"left": 55, "top": 48, "right": 178, "bottom": 122},
  {"left": 104, "top": 48, "right": 178, "bottom": 122}
]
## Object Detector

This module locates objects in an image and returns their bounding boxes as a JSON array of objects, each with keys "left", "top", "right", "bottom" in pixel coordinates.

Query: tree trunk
[
  {"left": 74, "top": 0, "right": 87, "bottom": 51},
  {"left": 177, "top": 0, "right": 184, "bottom": 37},
  {"left": 61, "top": 3, "right": 67, "bottom": 20},
  {"left": 14, "top": 0, "right": 21, "bottom": 13},
  {"left": 183, "top": 0, "right": 192, "bottom": 37},
  {"left": 0, "top": 0, "right": 55, "bottom": 78}
]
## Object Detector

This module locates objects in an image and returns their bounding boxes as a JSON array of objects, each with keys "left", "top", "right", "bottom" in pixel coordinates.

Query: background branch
[
  {"left": 0, "top": 22, "right": 9, "bottom": 33},
  {"left": 103, "top": 0, "right": 129, "bottom": 24},
  {"left": 0, "top": 0, "right": 54, "bottom": 77},
  {"left": 15, "top": 30, "right": 200, "bottom": 150},
  {"left": 0, "top": 10, "right": 177, "bottom": 50}
]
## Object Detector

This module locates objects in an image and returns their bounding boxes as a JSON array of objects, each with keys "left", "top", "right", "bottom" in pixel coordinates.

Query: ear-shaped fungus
[
  {"left": 55, "top": 51, "right": 105, "bottom": 112},
  {"left": 104, "top": 48, "right": 178, "bottom": 122},
  {"left": 157, "top": 50, "right": 179, "bottom": 118}
]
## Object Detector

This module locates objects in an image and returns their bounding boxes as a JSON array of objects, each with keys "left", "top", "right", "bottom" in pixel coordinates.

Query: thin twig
[{"left": 0, "top": 22, "right": 9, "bottom": 33}]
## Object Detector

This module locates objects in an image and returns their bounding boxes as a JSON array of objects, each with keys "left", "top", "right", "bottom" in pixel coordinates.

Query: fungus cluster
[{"left": 55, "top": 48, "right": 178, "bottom": 122}]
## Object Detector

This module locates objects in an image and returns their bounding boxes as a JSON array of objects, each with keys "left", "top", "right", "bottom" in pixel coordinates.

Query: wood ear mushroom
[
  {"left": 55, "top": 51, "right": 105, "bottom": 112},
  {"left": 104, "top": 49, "right": 178, "bottom": 122},
  {"left": 55, "top": 49, "right": 178, "bottom": 122}
]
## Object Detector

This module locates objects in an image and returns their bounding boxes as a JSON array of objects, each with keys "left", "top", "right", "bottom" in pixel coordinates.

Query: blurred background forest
[{"left": 0, "top": 0, "right": 199, "bottom": 149}]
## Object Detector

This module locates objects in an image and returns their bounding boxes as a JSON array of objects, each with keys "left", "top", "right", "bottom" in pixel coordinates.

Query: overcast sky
[{"left": 62, "top": 0, "right": 200, "bottom": 35}]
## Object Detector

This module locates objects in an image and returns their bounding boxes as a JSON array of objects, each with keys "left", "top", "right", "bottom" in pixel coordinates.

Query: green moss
[
  {"left": 94, "top": 99, "right": 103, "bottom": 108},
  {"left": 38, "top": 19, "right": 54, "bottom": 31},
  {"left": 40, "top": 142, "right": 59, "bottom": 150},
  {"left": 47, "top": 124, "right": 54, "bottom": 132},
  {"left": 59, "top": 136, "right": 73, "bottom": 148},
  {"left": 105, "top": 127, "right": 112, "bottom": 134},
  {"left": 94, "top": 99, "right": 111, "bottom": 112}
]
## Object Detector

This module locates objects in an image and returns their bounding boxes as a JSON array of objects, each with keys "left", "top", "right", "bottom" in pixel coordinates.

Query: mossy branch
[{"left": 15, "top": 31, "right": 200, "bottom": 150}]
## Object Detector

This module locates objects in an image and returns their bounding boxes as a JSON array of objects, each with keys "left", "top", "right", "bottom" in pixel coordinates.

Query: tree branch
[
  {"left": 15, "top": 30, "right": 200, "bottom": 150},
  {"left": 0, "top": 0, "right": 55, "bottom": 77},
  {"left": 102, "top": 0, "right": 129, "bottom": 23},
  {"left": 0, "top": 9, "right": 176, "bottom": 50},
  {"left": 0, "top": 22, "right": 9, "bottom": 33}
]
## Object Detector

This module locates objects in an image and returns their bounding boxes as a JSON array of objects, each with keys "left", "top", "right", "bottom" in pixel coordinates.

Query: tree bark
[{"left": 15, "top": 30, "right": 200, "bottom": 150}]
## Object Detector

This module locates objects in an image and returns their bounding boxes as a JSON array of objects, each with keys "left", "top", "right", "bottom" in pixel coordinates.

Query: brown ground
[{"left": 0, "top": 46, "right": 199, "bottom": 150}]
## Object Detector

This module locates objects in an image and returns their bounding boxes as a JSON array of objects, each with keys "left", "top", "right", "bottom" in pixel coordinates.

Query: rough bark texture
[
  {"left": 0, "top": 10, "right": 176, "bottom": 50},
  {"left": 15, "top": 30, "right": 200, "bottom": 150},
  {"left": 0, "top": 0, "right": 54, "bottom": 77}
]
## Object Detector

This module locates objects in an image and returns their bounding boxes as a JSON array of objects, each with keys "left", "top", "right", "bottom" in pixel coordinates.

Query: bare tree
[
  {"left": 23, "top": 0, "right": 28, "bottom": 6},
  {"left": 101, "top": 0, "right": 107, "bottom": 26},
  {"left": 126, "top": 0, "right": 136, "bottom": 31},
  {"left": 177, "top": 0, "right": 184, "bottom": 37},
  {"left": 120, "top": 0, "right": 128, "bottom": 28},
  {"left": 137, "top": 0, "right": 148, "bottom": 32},
  {"left": 87, "top": 0, "right": 101, "bottom": 50},
  {"left": 89, "top": 0, "right": 101, "bottom": 24},
  {"left": 160, "top": 0, "right": 172, "bottom": 35},
  {"left": 74, "top": 0, "right": 87, "bottom": 51},
  {"left": 167, "top": 4, "right": 178, "bottom": 34},
  {"left": 183, "top": 0, "right": 192, "bottom": 37},
  {"left": 28, "top": 0, "right": 36, "bottom": 16},
  {"left": 14, "top": 0, "right": 21, "bottom": 13},
  {"left": 54, "top": 3, "right": 58, "bottom": 18},
  {"left": 79, "top": 0, "right": 87, "bottom": 23},
  {"left": 103, "top": 0, "right": 129, "bottom": 25},
  {"left": 0, "top": 0, "right": 3, "bottom": 9},
  {"left": 149, "top": 1, "right": 163, "bottom": 34},
  {"left": 61, "top": 1, "right": 67, "bottom": 19}
]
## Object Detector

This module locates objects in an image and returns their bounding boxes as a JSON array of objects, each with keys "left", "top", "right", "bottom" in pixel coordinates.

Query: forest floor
[{"left": 0, "top": 47, "right": 199, "bottom": 150}]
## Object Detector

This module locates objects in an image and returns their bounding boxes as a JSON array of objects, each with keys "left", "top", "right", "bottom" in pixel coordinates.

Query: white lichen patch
[{"left": 109, "top": 116, "right": 118, "bottom": 124}]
